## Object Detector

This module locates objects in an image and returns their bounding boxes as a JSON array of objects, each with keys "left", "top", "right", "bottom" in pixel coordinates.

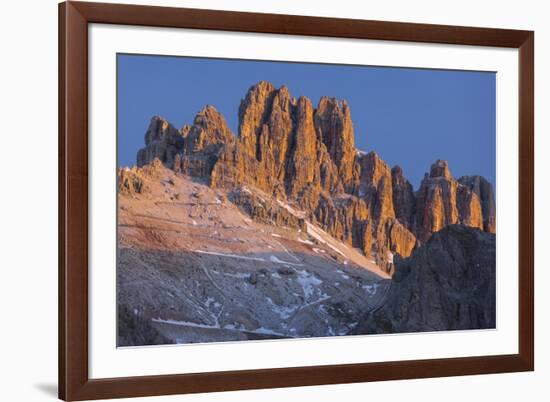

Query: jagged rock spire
[
  {"left": 132, "top": 81, "right": 496, "bottom": 272},
  {"left": 415, "top": 159, "right": 486, "bottom": 243}
]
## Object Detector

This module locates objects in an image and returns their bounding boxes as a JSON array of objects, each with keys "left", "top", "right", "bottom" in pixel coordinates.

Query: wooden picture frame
[{"left": 59, "top": 1, "right": 534, "bottom": 400}]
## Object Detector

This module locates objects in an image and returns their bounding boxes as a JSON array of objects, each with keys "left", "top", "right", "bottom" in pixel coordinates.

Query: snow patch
[
  {"left": 224, "top": 322, "right": 245, "bottom": 331},
  {"left": 194, "top": 250, "right": 265, "bottom": 262},
  {"left": 152, "top": 318, "right": 220, "bottom": 329},
  {"left": 327, "top": 243, "right": 347, "bottom": 257},
  {"left": 305, "top": 223, "right": 390, "bottom": 279},
  {"left": 195, "top": 250, "right": 303, "bottom": 267},
  {"left": 306, "top": 223, "right": 346, "bottom": 257},
  {"left": 265, "top": 297, "right": 297, "bottom": 319},
  {"left": 362, "top": 282, "right": 380, "bottom": 295},
  {"left": 253, "top": 327, "right": 286, "bottom": 336},
  {"left": 296, "top": 269, "right": 323, "bottom": 299},
  {"left": 276, "top": 199, "right": 306, "bottom": 218},
  {"left": 269, "top": 255, "right": 302, "bottom": 266}
]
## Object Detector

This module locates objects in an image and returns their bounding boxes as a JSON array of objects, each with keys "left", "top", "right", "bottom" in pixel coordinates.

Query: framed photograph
[{"left": 59, "top": 1, "right": 534, "bottom": 400}]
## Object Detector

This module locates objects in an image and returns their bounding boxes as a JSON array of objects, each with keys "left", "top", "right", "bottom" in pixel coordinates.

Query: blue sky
[{"left": 117, "top": 54, "right": 495, "bottom": 189}]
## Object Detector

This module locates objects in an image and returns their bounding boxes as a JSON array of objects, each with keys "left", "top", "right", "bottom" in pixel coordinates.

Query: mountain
[
  {"left": 118, "top": 81, "right": 496, "bottom": 345},
  {"left": 134, "top": 81, "right": 495, "bottom": 274}
]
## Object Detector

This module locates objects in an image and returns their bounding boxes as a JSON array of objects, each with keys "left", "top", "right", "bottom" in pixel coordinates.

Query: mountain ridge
[{"left": 129, "top": 80, "right": 496, "bottom": 273}]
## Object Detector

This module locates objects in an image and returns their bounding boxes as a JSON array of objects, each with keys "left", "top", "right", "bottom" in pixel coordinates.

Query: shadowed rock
[
  {"left": 355, "top": 225, "right": 496, "bottom": 334},
  {"left": 391, "top": 165, "right": 415, "bottom": 230}
]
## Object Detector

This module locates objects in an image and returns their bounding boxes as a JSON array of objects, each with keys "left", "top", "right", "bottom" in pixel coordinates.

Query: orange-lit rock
[{"left": 129, "top": 81, "right": 496, "bottom": 275}]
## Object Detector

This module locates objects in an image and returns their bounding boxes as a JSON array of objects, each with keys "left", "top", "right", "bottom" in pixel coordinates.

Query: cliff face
[
  {"left": 414, "top": 160, "right": 485, "bottom": 243},
  {"left": 391, "top": 165, "right": 415, "bottom": 230},
  {"left": 314, "top": 97, "right": 358, "bottom": 191},
  {"left": 134, "top": 81, "right": 495, "bottom": 274},
  {"left": 355, "top": 225, "right": 496, "bottom": 334},
  {"left": 137, "top": 116, "right": 185, "bottom": 169},
  {"left": 458, "top": 175, "right": 496, "bottom": 233}
]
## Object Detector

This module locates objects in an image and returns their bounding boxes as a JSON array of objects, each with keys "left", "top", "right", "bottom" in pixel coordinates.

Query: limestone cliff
[
  {"left": 458, "top": 175, "right": 496, "bottom": 233},
  {"left": 131, "top": 81, "right": 496, "bottom": 274},
  {"left": 414, "top": 160, "right": 486, "bottom": 243},
  {"left": 391, "top": 165, "right": 415, "bottom": 230},
  {"left": 137, "top": 116, "right": 185, "bottom": 168},
  {"left": 314, "top": 97, "right": 358, "bottom": 191}
]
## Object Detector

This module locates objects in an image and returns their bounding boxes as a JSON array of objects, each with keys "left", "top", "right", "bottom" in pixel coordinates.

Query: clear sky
[{"left": 117, "top": 54, "right": 495, "bottom": 189}]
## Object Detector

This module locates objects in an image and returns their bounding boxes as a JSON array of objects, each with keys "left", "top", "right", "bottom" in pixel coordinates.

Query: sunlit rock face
[
  {"left": 137, "top": 116, "right": 185, "bottom": 169},
  {"left": 133, "top": 81, "right": 495, "bottom": 271},
  {"left": 458, "top": 175, "right": 496, "bottom": 233},
  {"left": 414, "top": 160, "right": 490, "bottom": 244}
]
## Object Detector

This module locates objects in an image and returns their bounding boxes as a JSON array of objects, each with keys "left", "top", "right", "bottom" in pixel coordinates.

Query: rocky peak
[
  {"left": 358, "top": 151, "right": 391, "bottom": 185},
  {"left": 285, "top": 96, "right": 318, "bottom": 201},
  {"left": 273, "top": 85, "right": 294, "bottom": 110},
  {"left": 236, "top": 81, "right": 299, "bottom": 191},
  {"left": 192, "top": 105, "right": 225, "bottom": 127},
  {"left": 144, "top": 116, "right": 182, "bottom": 146},
  {"left": 180, "top": 124, "right": 191, "bottom": 138},
  {"left": 314, "top": 97, "right": 356, "bottom": 189},
  {"left": 131, "top": 81, "right": 496, "bottom": 277},
  {"left": 458, "top": 175, "right": 496, "bottom": 233},
  {"left": 137, "top": 116, "right": 186, "bottom": 168},
  {"left": 429, "top": 159, "right": 452, "bottom": 179},
  {"left": 184, "top": 105, "right": 235, "bottom": 154},
  {"left": 415, "top": 160, "right": 488, "bottom": 243},
  {"left": 415, "top": 160, "right": 459, "bottom": 242},
  {"left": 245, "top": 80, "right": 276, "bottom": 99},
  {"left": 238, "top": 81, "right": 278, "bottom": 157},
  {"left": 137, "top": 106, "right": 236, "bottom": 178}
]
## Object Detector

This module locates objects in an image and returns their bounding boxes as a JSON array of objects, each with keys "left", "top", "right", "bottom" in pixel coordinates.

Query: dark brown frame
[{"left": 59, "top": 1, "right": 534, "bottom": 400}]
